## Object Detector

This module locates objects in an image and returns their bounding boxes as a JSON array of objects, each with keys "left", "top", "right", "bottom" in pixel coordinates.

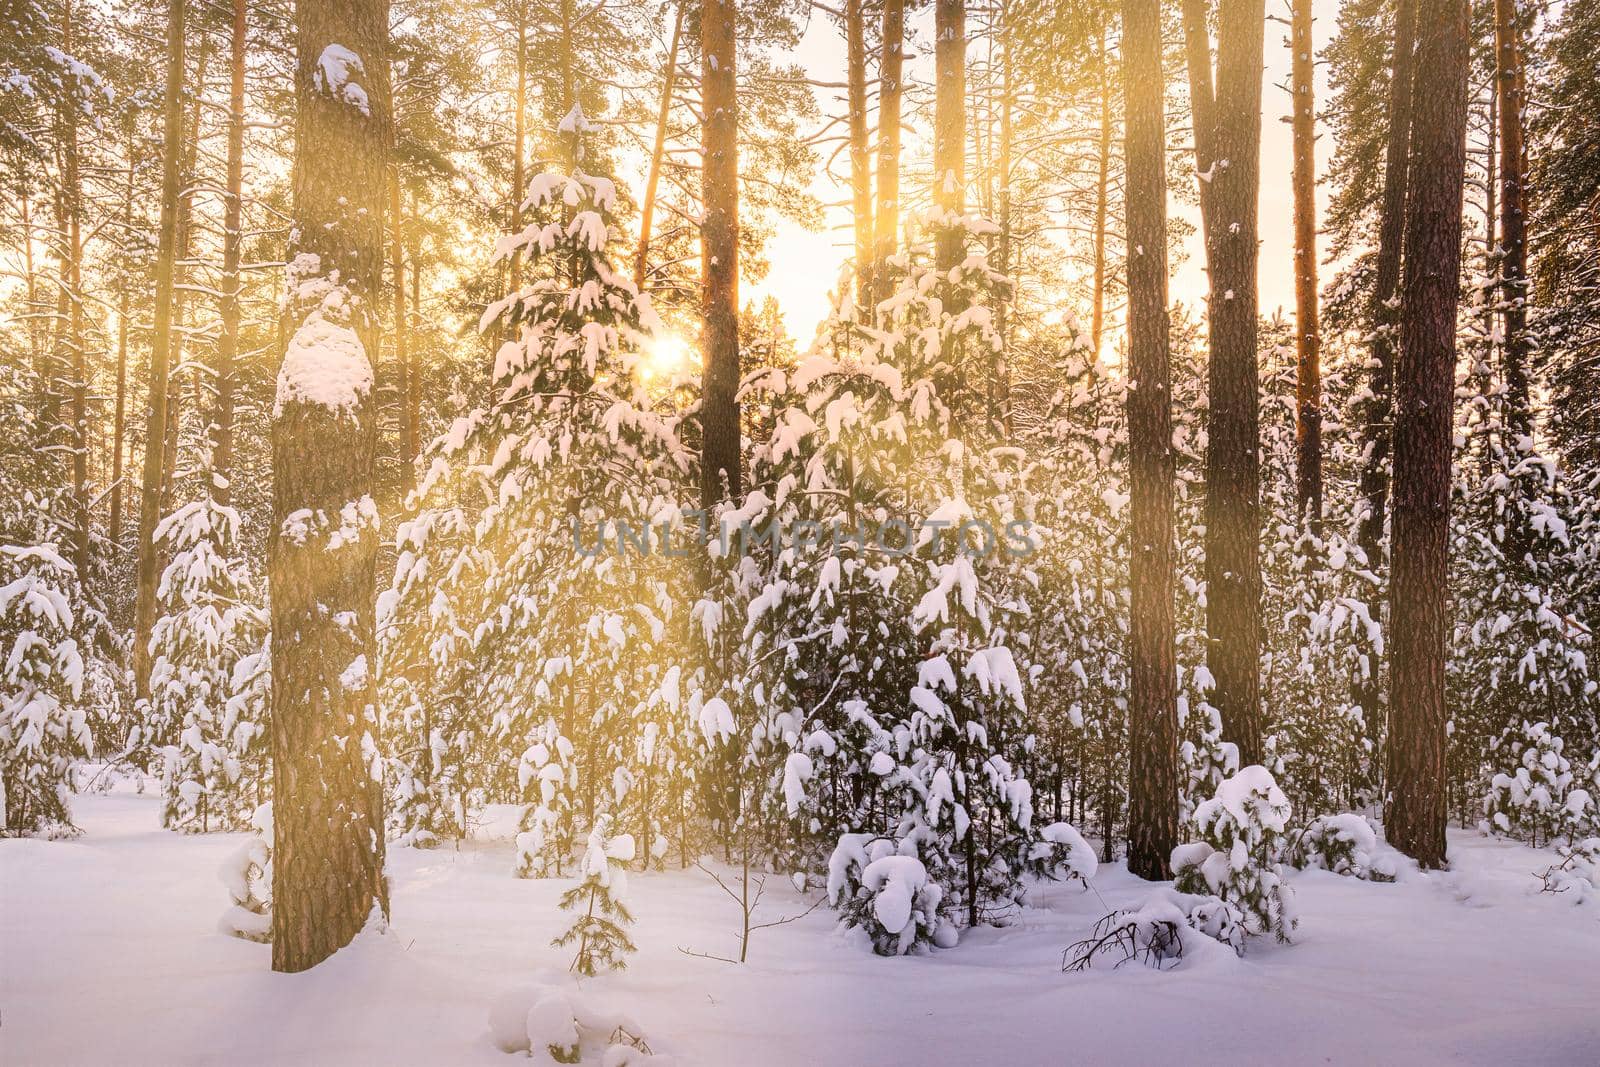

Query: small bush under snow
[
  {"left": 1172, "top": 766, "right": 1298, "bottom": 944},
  {"left": 1288, "top": 813, "right": 1398, "bottom": 882}
]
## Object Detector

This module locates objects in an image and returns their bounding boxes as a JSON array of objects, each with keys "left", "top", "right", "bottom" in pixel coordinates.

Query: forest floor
[{"left": 3, "top": 782, "right": 1598, "bottom": 1065}]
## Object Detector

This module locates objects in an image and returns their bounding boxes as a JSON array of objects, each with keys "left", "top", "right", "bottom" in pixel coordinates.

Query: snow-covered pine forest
[{"left": 3, "top": 0, "right": 1599, "bottom": 1062}]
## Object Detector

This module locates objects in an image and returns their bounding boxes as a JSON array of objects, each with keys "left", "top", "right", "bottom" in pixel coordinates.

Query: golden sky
[{"left": 752, "top": 0, "right": 1342, "bottom": 347}]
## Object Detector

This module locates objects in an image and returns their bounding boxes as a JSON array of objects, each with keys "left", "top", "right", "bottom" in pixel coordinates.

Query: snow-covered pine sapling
[
  {"left": 1482, "top": 720, "right": 1587, "bottom": 848},
  {"left": 1288, "top": 813, "right": 1398, "bottom": 881},
  {"left": 382, "top": 109, "right": 688, "bottom": 869},
  {"left": 147, "top": 497, "right": 269, "bottom": 833},
  {"left": 1027, "top": 821, "right": 1100, "bottom": 886},
  {"left": 1172, "top": 766, "right": 1298, "bottom": 943},
  {"left": 554, "top": 815, "right": 637, "bottom": 976},
  {"left": 219, "top": 802, "right": 274, "bottom": 942},
  {"left": 827, "top": 832, "right": 956, "bottom": 955},
  {"left": 0, "top": 542, "right": 90, "bottom": 837}
]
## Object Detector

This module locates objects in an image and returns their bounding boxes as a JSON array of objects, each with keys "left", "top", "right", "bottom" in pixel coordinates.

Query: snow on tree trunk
[{"left": 268, "top": 0, "right": 390, "bottom": 972}]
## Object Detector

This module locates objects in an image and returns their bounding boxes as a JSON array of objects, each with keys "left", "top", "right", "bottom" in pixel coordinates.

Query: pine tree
[
  {"left": 147, "top": 498, "right": 268, "bottom": 832},
  {"left": 1172, "top": 766, "right": 1297, "bottom": 942},
  {"left": 383, "top": 114, "right": 689, "bottom": 871},
  {"left": 0, "top": 542, "right": 91, "bottom": 837},
  {"left": 553, "top": 815, "right": 638, "bottom": 976}
]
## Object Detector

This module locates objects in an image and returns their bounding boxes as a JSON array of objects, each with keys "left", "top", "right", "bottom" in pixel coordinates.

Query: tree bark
[
  {"left": 1122, "top": 0, "right": 1179, "bottom": 882},
  {"left": 270, "top": 0, "right": 391, "bottom": 972},
  {"left": 845, "top": 0, "right": 873, "bottom": 309},
  {"left": 110, "top": 115, "right": 138, "bottom": 551},
  {"left": 1090, "top": 26, "right": 1112, "bottom": 362},
  {"left": 1494, "top": 0, "right": 1530, "bottom": 470},
  {"left": 1386, "top": 0, "right": 1469, "bottom": 871},
  {"left": 1355, "top": 0, "right": 1418, "bottom": 569},
  {"left": 699, "top": 0, "right": 741, "bottom": 507},
  {"left": 390, "top": 167, "right": 415, "bottom": 478},
  {"left": 211, "top": 0, "right": 247, "bottom": 506},
  {"left": 133, "top": 0, "right": 188, "bottom": 700},
  {"left": 634, "top": 0, "right": 683, "bottom": 289},
  {"left": 932, "top": 0, "right": 966, "bottom": 271},
  {"left": 61, "top": 0, "right": 89, "bottom": 575},
  {"left": 870, "top": 0, "right": 906, "bottom": 306},
  {"left": 1179, "top": 0, "right": 1218, "bottom": 240},
  {"left": 1290, "top": 0, "right": 1321, "bottom": 525},
  {"left": 992, "top": 8, "right": 1013, "bottom": 435},
  {"left": 1201, "top": 0, "right": 1266, "bottom": 766},
  {"left": 508, "top": 8, "right": 528, "bottom": 297}
]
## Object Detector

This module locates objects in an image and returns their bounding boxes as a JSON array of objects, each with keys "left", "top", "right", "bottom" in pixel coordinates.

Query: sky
[{"left": 749, "top": 0, "right": 1344, "bottom": 346}]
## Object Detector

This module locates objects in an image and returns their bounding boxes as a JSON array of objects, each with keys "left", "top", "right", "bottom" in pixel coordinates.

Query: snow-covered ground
[{"left": 4, "top": 788, "right": 1598, "bottom": 1065}]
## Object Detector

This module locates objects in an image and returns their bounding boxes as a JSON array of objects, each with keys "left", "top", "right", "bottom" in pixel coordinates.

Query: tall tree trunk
[
  {"left": 1355, "top": 0, "right": 1418, "bottom": 568},
  {"left": 1198, "top": 0, "right": 1267, "bottom": 766},
  {"left": 634, "top": 0, "right": 683, "bottom": 289},
  {"left": 870, "top": 0, "right": 906, "bottom": 306},
  {"left": 992, "top": 8, "right": 1014, "bottom": 435},
  {"left": 22, "top": 194, "right": 43, "bottom": 381},
  {"left": 1495, "top": 0, "right": 1530, "bottom": 515},
  {"left": 390, "top": 168, "right": 415, "bottom": 477},
  {"left": 271, "top": 0, "right": 391, "bottom": 973},
  {"left": 932, "top": 0, "right": 966, "bottom": 271},
  {"left": 845, "top": 0, "right": 873, "bottom": 309},
  {"left": 407, "top": 214, "right": 422, "bottom": 456},
  {"left": 133, "top": 0, "right": 189, "bottom": 701},
  {"left": 1179, "top": 0, "right": 1218, "bottom": 240},
  {"left": 1123, "top": 0, "right": 1179, "bottom": 882},
  {"left": 1090, "top": 26, "right": 1112, "bottom": 361},
  {"left": 1290, "top": 0, "right": 1321, "bottom": 525},
  {"left": 61, "top": 0, "right": 89, "bottom": 575},
  {"left": 1386, "top": 0, "right": 1469, "bottom": 871},
  {"left": 212, "top": 0, "right": 247, "bottom": 506},
  {"left": 162, "top": 32, "right": 210, "bottom": 518},
  {"left": 508, "top": 8, "right": 528, "bottom": 297},
  {"left": 1352, "top": 0, "right": 1420, "bottom": 751},
  {"left": 110, "top": 116, "right": 138, "bottom": 551},
  {"left": 699, "top": 0, "right": 740, "bottom": 507}
]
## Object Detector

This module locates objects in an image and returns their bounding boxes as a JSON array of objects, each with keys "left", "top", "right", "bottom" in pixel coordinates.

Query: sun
[{"left": 640, "top": 331, "right": 692, "bottom": 382}]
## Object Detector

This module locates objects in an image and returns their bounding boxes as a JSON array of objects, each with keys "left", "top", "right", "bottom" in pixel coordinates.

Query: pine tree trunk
[
  {"left": 845, "top": 0, "right": 873, "bottom": 309},
  {"left": 1290, "top": 0, "right": 1321, "bottom": 526},
  {"left": 1386, "top": 0, "right": 1469, "bottom": 871},
  {"left": 110, "top": 115, "right": 138, "bottom": 552},
  {"left": 1202, "top": 0, "right": 1267, "bottom": 766},
  {"left": 270, "top": 0, "right": 391, "bottom": 972},
  {"left": 871, "top": 0, "right": 906, "bottom": 305},
  {"left": 61, "top": 0, "right": 89, "bottom": 575},
  {"left": 133, "top": 0, "right": 189, "bottom": 701},
  {"left": 1123, "top": 0, "right": 1179, "bottom": 882},
  {"left": 1495, "top": 0, "right": 1530, "bottom": 552},
  {"left": 932, "top": 0, "right": 966, "bottom": 271},
  {"left": 699, "top": 0, "right": 741, "bottom": 506},
  {"left": 390, "top": 167, "right": 415, "bottom": 477},
  {"left": 212, "top": 0, "right": 247, "bottom": 506},
  {"left": 508, "top": 10, "right": 527, "bottom": 297},
  {"left": 1355, "top": 0, "right": 1418, "bottom": 568},
  {"left": 408, "top": 219, "right": 422, "bottom": 451},
  {"left": 1090, "top": 26, "right": 1112, "bottom": 361},
  {"left": 635, "top": 0, "right": 683, "bottom": 289},
  {"left": 992, "top": 10, "right": 1013, "bottom": 435},
  {"left": 1179, "top": 0, "right": 1218, "bottom": 239}
]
